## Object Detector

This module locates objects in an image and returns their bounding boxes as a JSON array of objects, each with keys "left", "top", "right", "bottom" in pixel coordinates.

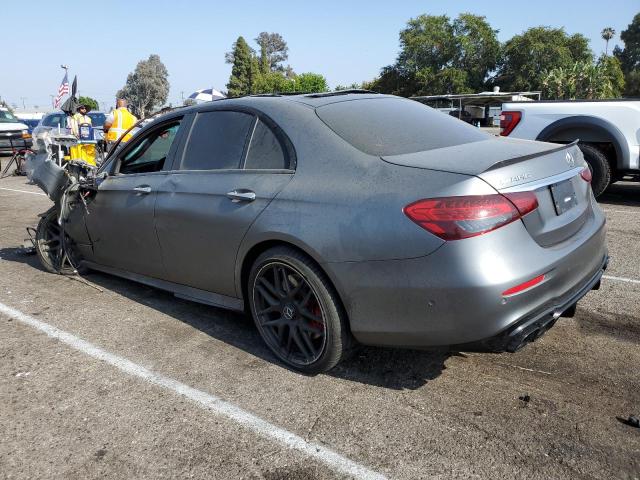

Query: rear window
[
  {"left": 244, "top": 119, "right": 288, "bottom": 169},
  {"left": 316, "top": 97, "right": 488, "bottom": 156}
]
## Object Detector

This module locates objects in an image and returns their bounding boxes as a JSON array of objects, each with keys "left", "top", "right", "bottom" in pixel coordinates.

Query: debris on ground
[{"left": 617, "top": 415, "right": 640, "bottom": 428}]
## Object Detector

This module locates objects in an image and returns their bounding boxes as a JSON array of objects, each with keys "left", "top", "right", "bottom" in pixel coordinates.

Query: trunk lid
[{"left": 382, "top": 137, "right": 592, "bottom": 247}]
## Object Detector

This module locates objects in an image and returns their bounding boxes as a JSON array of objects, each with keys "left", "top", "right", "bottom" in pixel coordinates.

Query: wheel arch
[{"left": 536, "top": 115, "right": 628, "bottom": 169}]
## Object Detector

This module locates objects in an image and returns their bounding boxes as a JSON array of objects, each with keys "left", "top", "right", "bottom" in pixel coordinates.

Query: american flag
[{"left": 54, "top": 73, "right": 69, "bottom": 108}]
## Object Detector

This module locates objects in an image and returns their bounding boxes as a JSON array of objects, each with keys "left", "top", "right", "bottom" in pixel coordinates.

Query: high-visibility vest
[{"left": 106, "top": 107, "right": 137, "bottom": 142}]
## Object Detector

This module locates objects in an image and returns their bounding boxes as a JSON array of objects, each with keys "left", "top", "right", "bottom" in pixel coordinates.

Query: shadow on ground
[
  {"left": 598, "top": 182, "right": 640, "bottom": 208},
  {"left": 1, "top": 245, "right": 452, "bottom": 390}
]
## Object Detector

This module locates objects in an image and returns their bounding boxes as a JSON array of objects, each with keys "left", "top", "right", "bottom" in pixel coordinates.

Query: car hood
[{"left": 0, "top": 122, "right": 28, "bottom": 132}]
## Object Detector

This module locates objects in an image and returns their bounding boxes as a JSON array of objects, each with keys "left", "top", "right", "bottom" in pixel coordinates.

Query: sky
[{"left": 2, "top": 0, "right": 638, "bottom": 111}]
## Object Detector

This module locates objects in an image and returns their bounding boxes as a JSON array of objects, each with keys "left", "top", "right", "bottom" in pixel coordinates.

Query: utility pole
[
  {"left": 180, "top": 91, "right": 184, "bottom": 102},
  {"left": 50, "top": 95, "right": 55, "bottom": 108},
  {"left": 20, "top": 97, "right": 26, "bottom": 109}
]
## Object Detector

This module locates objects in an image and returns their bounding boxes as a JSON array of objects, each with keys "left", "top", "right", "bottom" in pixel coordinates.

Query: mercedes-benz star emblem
[
  {"left": 283, "top": 305, "right": 295, "bottom": 320},
  {"left": 565, "top": 151, "right": 575, "bottom": 167}
]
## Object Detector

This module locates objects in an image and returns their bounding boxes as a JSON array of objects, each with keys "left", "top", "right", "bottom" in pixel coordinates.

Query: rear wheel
[
  {"left": 578, "top": 143, "right": 611, "bottom": 198},
  {"left": 248, "top": 247, "right": 349, "bottom": 373}
]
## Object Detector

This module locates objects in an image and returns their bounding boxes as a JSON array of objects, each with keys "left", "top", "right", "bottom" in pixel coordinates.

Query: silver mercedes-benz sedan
[{"left": 35, "top": 92, "right": 608, "bottom": 373}]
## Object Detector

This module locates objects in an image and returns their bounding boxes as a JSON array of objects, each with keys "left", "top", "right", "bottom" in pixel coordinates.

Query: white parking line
[
  {"left": 603, "top": 275, "right": 640, "bottom": 285},
  {"left": 0, "top": 301, "right": 388, "bottom": 480},
  {"left": 0, "top": 187, "right": 46, "bottom": 196}
]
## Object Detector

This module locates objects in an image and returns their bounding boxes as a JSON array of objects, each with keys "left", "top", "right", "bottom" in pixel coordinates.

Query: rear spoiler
[{"left": 485, "top": 140, "right": 579, "bottom": 172}]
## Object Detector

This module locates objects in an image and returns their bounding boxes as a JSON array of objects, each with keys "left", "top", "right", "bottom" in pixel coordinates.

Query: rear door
[
  {"left": 85, "top": 117, "right": 185, "bottom": 278},
  {"left": 155, "top": 109, "right": 294, "bottom": 297}
]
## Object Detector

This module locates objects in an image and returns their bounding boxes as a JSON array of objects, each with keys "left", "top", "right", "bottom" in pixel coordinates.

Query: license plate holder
[{"left": 550, "top": 179, "right": 577, "bottom": 215}]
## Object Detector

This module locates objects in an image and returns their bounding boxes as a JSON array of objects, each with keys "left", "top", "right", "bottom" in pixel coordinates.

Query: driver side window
[{"left": 119, "top": 121, "right": 181, "bottom": 175}]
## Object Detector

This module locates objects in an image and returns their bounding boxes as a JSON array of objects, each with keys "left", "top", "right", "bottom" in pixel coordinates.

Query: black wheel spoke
[
  {"left": 258, "top": 277, "right": 279, "bottom": 299},
  {"left": 262, "top": 317, "right": 285, "bottom": 329},
  {"left": 257, "top": 305, "right": 278, "bottom": 315},
  {"left": 300, "top": 308, "right": 322, "bottom": 323},
  {"left": 256, "top": 285, "right": 279, "bottom": 306},
  {"left": 298, "top": 328, "right": 318, "bottom": 358},
  {"left": 292, "top": 327, "right": 314, "bottom": 360}
]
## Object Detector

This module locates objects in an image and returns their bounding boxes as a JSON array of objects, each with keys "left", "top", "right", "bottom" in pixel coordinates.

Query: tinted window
[
  {"left": 181, "top": 111, "right": 253, "bottom": 170},
  {"left": 244, "top": 119, "right": 287, "bottom": 169},
  {"left": 119, "top": 121, "right": 181, "bottom": 175},
  {"left": 316, "top": 97, "right": 488, "bottom": 156}
]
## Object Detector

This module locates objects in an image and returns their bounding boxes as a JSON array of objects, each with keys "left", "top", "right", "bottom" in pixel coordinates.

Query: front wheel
[
  {"left": 248, "top": 247, "right": 350, "bottom": 374},
  {"left": 35, "top": 208, "right": 81, "bottom": 275}
]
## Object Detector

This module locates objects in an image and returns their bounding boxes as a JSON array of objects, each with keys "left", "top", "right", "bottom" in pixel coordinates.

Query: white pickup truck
[{"left": 500, "top": 99, "right": 640, "bottom": 197}]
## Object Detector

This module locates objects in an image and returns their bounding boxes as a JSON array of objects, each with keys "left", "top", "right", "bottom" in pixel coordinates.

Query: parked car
[
  {"left": 33, "top": 93, "right": 608, "bottom": 373},
  {"left": 19, "top": 118, "right": 40, "bottom": 134},
  {"left": 0, "top": 107, "right": 32, "bottom": 155},
  {"left": 500, "top": 99, "right": 640, "bottom": 197},
  {"left": 32, "top": 110, "right": 106, "bottom": 149}
]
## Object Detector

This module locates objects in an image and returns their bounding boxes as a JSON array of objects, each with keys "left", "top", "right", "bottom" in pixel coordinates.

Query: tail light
[
  {"left": 404, "top": 192, "right": 538, "bottom": 241},
  {"left": 580, "top": 166, "right": 592, "bottom": 183},
  {"left": 499, "top": 111, "right": 522, "bottom": 136}
]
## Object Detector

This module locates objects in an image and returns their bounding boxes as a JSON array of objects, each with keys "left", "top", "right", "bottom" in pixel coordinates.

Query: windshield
[
  {"left": 0, "top": 110, "right": 19, "bottom": 123},
  {"left": 316, "top": 97, "right": 488, "bottom": 156}
]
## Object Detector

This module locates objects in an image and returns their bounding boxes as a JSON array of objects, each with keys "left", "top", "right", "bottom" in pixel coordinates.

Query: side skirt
[{"left": 82, "top": 261, "right": 245, "bottom": 312}]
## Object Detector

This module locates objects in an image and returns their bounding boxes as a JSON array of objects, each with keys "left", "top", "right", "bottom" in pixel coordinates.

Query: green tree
[
  {"left": 372, "top": 13, "right": 499, "bottom": 96},
  {"left": 542, "top": 55, "right": 624, "bottom": 99},
  {"left": 452, "top": 13, "right": 501, "bottom": 91},
  {"left": 255, "top": 32, "right": 289, "bottom": 72},
  {"left": 624, "top": 69, "right": 640, "bottom": 96},
  {"left": 614, "top": 13, "right": 640, "bottom": 96},
  {"left": 334, "top": 82, "right": 363, "bottom": 91},
  {"left": 226, "top": 36, "right": 256, "bottom": 97},
  {"left": 78, "top": 96, "right": 99, "bottom": 110},
  {"left": 497, "top": 27, "right": 592, "bottom": 92},
  {"left": 294, "top": 73, "right": 328, "bottom": 92},
  {"left": 601, "top": 27, "right": 615, "bottom": 56},
  {"left": 117, "top": 54, "right": 169, "bottom": 118}
]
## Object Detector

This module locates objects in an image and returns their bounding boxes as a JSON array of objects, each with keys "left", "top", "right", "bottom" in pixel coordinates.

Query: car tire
[
  {"left": 248, "top": 246, "right": 350, "bottom": 374},
  {"left": 35, "top": 208, "right": 83, "bottom": 275},
  {"left": 578, "top": 143, "right": 611, "bottom": 198}
]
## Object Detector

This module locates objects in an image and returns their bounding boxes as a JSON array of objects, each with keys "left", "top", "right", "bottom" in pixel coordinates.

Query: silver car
[{"left": 35, "top": 92, "right": 608, "bottom": 373}]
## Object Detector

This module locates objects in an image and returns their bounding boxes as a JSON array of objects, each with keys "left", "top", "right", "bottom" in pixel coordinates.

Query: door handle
[
  {"left": 133, "top": 186, "right": 151, "bottom": 194},
  {"left": 227, "top": 189, "right": 256, "bottom": 202}
]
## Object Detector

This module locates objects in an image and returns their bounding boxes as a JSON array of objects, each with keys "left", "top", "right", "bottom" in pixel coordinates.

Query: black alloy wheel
[
  {"left": 249, "top": 247, "right": 350, "bottom": 373},
  {"left": 35, "top": 208, "right": 79, "bottom": 275}
]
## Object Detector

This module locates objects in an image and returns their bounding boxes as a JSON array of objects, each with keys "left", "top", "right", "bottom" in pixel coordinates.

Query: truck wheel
[{"left": 578, "top": 143, "right": 611, "bottom": 198}]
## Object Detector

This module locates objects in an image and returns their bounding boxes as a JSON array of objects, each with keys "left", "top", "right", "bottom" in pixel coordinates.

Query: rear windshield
[{"left": 316, "top": 97, "right": 488, "bottom": 156}]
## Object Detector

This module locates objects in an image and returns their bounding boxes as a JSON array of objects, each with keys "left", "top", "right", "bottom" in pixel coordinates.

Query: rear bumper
[
  {"left": 325, "top": 198, "right": 607, "bottom": 348},
  {"left": 482, "top": 253, "right": 607, "bottom": 352}
]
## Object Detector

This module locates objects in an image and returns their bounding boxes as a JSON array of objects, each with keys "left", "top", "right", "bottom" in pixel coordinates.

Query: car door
[
  {"left": 85, "top": 117, "right": 185, "bottom": 278},
  {"left": 155, "top": 109, "right": 295, "bottom": 298}
]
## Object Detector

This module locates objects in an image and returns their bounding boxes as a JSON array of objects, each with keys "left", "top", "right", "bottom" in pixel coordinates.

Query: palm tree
[{"left": 601, "top": 27, "right": 615, "bottom": 56}]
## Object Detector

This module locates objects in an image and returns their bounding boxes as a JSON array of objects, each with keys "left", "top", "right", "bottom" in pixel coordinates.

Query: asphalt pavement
[{"left": 0, "top": 175, "right": 638, "bottom": 479}]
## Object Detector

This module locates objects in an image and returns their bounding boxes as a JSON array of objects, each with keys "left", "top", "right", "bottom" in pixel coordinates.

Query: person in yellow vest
[
  {"left": 68, "top": 104, "right": 97, "bottom": 166},
  {"left": 103, "top": 99, "right": 137, "bottom": 146},
  {"left": 70, "top": 104, "right": 92, "bottom": 137}
]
